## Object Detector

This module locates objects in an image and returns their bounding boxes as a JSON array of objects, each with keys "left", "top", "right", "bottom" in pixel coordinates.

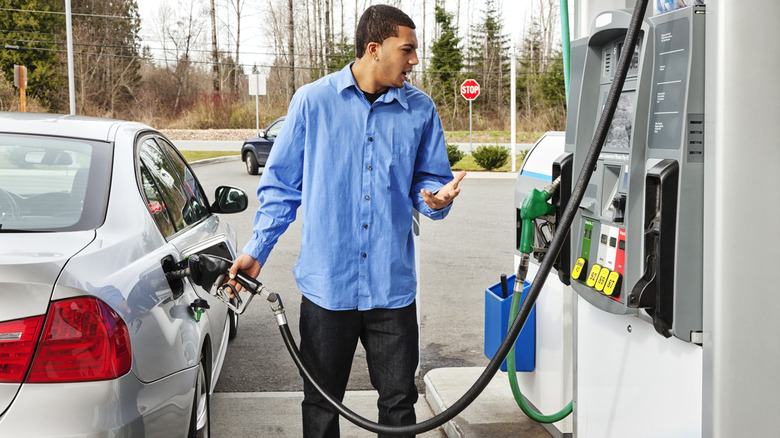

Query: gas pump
[
  {"left": 564, "top": 5, "right": 705, "bottom": 342},
  {"left": 563, "top": 5, "right": 706, "bottom": 436}
]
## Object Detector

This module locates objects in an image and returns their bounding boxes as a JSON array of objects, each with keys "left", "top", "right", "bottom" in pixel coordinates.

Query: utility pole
[
  {"left": 511, "top": 40, "right": 517, "bottom": 172},
  {"left": 65, "top": 0, "right": 75, "bottom": 115}
]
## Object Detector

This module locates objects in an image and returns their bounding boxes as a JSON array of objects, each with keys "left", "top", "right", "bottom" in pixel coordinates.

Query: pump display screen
[
  {"left": 617, "top": 42, "right": 641, "bottom": 72},
  {"left": 604, "top": 91, "right": 635, "bottom": 149}
]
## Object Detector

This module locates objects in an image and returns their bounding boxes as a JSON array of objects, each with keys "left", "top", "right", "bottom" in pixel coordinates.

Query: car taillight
[
  {"left": 27, "top": 297, "right": 132, "bottom": 383},
  {"left": 0, "top": 316, "right": 45, "bottom": 383}
]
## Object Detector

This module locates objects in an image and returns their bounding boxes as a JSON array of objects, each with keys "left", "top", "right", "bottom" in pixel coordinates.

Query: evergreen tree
[
  {"left": 538, "top": 51, "right": 565, "bottom": 108},
  {"left": 327, "top": 34, "right": 353, "bottom": 72},
  {"left": 429, "top": 3, "right": 463, "bottom": 103},
  {"left": 518, "top": 5, "right": 565, "bottom": 115},
  {"left": 0, "top": 0, "right": 64, "bottom": 109},
  {"left": 466, "top": 0, "right": 509, "bottom": 114}
]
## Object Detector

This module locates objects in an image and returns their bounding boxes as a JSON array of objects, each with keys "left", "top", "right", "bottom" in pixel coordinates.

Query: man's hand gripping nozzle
[{"left": 166, "top": 254, "right": 287, "bottom": 324}]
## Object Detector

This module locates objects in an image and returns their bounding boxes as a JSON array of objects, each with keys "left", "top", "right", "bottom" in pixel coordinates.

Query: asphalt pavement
[{"left": 190, "top": 157, "right": 552, "bottom": 437}]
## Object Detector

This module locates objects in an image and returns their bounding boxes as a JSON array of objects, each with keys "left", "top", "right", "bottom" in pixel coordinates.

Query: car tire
[
  {"left": 188, "top": 354, "right": 210, "bottom": 438},
  {"left": 245, "top": 152, "right": 259, "bottom": 175},
  {"left": 228, "top": 298, "right": 239, "bottom": 340}
]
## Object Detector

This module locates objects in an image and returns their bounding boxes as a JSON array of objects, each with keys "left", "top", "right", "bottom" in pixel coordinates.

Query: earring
[{"left": 374, "top": 57, "right": 379, "bottom": 61}]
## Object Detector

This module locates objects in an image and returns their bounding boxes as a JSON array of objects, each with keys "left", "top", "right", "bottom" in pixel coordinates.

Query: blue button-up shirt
[{"left": 243, "top": 63, "right": 454, "bottom": 311}]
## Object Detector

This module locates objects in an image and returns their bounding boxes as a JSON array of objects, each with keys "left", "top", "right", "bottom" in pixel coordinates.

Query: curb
[{"left": 189, "top": 155, "right": 241, "bottom": 167}]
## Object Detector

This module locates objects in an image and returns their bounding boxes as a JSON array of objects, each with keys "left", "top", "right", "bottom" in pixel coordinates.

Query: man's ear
[{"left": 366, "top": 41, "right": 381, "bottom": 60}]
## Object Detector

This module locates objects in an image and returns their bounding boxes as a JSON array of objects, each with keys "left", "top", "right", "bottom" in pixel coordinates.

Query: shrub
[
  {"left": 446, "top": 144, "right": 464, "bottom": 167},
  {"left": 472, "top": 145, "right": 510, "bottom": 170}
]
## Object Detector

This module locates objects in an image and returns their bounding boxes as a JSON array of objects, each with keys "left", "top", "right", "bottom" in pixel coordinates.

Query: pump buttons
[
  {"left": 579, "top": 261, "right": 622, "bottom": 301},
  {"left": 586, "top": 264, "right": 602, "bottom": 288}
]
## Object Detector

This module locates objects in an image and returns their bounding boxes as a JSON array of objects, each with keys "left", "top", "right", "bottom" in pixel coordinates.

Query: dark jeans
[{"left": 299, "top": 296, "right": 419, "bottom": 438}]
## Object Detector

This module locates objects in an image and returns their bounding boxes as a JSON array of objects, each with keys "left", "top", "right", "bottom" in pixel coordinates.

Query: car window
[
  {"left": 139, "top": 162, "right": 176, "bottom": 238},
  {"left": 138, "top": 138, "right": 191, "bottom": 234},
  {"left": 155, "top": 137, "right": 210, "bottom": 224},
  {"left": 266, "top": 119, "right": 284, "bottom": 139},
  {"left": 0, "top": 134, "right": 111, "bottom": 232}
]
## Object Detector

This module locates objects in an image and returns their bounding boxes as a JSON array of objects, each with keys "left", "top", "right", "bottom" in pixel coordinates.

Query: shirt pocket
[{"left": 390, "top": 123, "right": 420, "bottom": 172}]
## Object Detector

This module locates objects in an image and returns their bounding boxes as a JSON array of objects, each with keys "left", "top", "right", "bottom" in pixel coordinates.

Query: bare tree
[
  {"left": 155, "top": 0, "right": 205, "bottom": 112},
  {"left": 287, "top": 0, "right": 296, "bottom": 98},
  {"left": 210, "top": 0, "right": 220, "bottom": 91},
  {"left": 228, "top": 0, "right": 246, "bottom": 92},
  {"left": 324, "top": 0, "right": 332, "bottom": 68}
]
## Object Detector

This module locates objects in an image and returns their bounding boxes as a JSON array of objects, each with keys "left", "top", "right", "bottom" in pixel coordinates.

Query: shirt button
[
  {"left": 367, "top": 165, "right": 372, "bottom": 171},
  {"left": 368, "top": 137, "right": 373, "bottom": 142},
  {"left": 363, "top": 224, "right": 369, "bottom": 229},
  {"left": 370, "top": 108, "right": 374, "bottom": 113},
  {"left": 362, "top": 253, "right": 367, "bottom": 258},
  {"left": 365, "top": 195, "right": 370, "bottom": 200}
]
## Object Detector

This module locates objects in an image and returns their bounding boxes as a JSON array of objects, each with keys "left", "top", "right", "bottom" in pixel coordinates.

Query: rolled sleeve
[{"left": 410, "top": 107, "right": 454, "bottom": 220}]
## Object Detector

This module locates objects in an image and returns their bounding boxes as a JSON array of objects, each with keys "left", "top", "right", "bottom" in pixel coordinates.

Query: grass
[{"left": 181, "top": 150, "right": 240, "bottom": 163}]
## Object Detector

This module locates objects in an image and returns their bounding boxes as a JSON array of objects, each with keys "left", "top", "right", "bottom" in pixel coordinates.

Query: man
[{"left": 229, "top": 4, "right": 465, "bottom": 437}]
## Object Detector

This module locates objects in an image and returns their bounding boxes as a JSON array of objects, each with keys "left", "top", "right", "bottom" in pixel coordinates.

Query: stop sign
[{"left": 460, "top": 79, "right": 480, "bottom": 100}]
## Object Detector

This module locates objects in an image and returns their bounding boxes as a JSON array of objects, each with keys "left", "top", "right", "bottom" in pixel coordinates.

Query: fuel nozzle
[
  {"left": 164, "top": 254, "right": 276, "bottom": 315},
  {"left": 516, "top": 176, "right": 562, "bottom": 286},
  {"left": 519, "top": 176, "right": 561, "bottom": 254}
]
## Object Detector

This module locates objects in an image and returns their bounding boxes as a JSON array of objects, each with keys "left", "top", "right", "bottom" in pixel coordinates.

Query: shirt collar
[{"left": 335, "top": 62, "right": 409, "bottom": 110}]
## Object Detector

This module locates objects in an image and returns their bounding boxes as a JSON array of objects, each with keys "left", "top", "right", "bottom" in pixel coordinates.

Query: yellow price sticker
[
  {"left": 604, "top": 271, "right": 622, "bottom": 297},
  {"left": 572, "top": 258, "right": 587, "bottom": 280},
  {"left": 586, "top": 264, "right": 602, "bottom": 288},
  {"left": 595, "top": 267, "right": 610, "bottom": 292}
]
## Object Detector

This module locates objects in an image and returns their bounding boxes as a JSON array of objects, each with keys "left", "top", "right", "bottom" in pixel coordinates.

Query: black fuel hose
[{"left": 276, "top": 0, "right": 649, "bottom": 433}]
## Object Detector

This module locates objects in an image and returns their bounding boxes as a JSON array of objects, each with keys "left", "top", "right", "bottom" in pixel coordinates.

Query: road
[{"left": 193, "top": 158, "right": 518, "bottom": 394}]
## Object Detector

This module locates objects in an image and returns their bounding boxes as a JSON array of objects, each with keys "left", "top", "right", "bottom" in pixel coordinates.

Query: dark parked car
[
  {"left": 0, "top": 112, "right": 248, "bottom": 437},
  {"left": 241, "top": 116, "right": 285, "bottom": 175}
]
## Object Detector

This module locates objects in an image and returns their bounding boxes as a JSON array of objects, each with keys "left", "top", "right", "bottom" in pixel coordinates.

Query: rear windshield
[{"left": 0, "top": 134, "right": 112, "bottom": 232}]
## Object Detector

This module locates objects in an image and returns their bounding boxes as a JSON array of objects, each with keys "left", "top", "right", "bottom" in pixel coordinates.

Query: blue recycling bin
[{"left": 484, "top": 274, "right": 535, "bottom": 372}]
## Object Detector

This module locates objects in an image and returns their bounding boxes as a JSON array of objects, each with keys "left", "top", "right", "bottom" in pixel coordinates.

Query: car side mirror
[{"left": 211, "top": 186, "right": 248, "bottom": 214}]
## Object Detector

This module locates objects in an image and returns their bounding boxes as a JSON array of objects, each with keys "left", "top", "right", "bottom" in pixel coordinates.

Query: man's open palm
[{"left": 421, "top": 171, "right": 467, "bottom": 210}]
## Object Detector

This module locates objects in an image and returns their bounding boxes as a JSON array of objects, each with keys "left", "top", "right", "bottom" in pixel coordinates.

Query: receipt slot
[{"left": 564, "top": 5, "right": 705, "bottom": 343}]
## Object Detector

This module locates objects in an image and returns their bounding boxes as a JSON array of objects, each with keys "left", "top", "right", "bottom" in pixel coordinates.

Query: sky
[{"left": 133, "top": 0, "right": 545, "bottom": 71}]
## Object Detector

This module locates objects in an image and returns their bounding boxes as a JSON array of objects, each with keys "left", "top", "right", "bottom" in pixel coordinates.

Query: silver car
[{"left": 0, "top": 112, "right": 247, "bottom": 437}]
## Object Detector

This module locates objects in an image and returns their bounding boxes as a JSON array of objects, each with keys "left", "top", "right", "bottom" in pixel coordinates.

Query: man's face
[{"left": 375, "top": 26, "right": 419, "bottom": 89}]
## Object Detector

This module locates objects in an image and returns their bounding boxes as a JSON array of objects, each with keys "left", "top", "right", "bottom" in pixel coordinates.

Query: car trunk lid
[{"left": 0, "top": 231, "right": 94, "bottom": 413}]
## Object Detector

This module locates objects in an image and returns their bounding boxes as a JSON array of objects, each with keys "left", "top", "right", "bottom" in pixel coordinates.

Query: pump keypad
[{"left": 573, "top": 225, "right": 625, "bottom": 301}]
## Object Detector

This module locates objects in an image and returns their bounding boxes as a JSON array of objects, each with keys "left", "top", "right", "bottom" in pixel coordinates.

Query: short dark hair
[{"left": 355, "top": 5, "right": 416, "bottom": 58}]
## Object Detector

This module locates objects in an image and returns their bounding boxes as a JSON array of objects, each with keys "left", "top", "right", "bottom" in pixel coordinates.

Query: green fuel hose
[
  {"left": 561, "top": 0, "right": 572, "bottom": 100},
  {"left": 507, "top": 283, "right": 573, "bottom": 423},
  {"left": 511, "top": 176, "right": 573, "bottom": 423}
]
